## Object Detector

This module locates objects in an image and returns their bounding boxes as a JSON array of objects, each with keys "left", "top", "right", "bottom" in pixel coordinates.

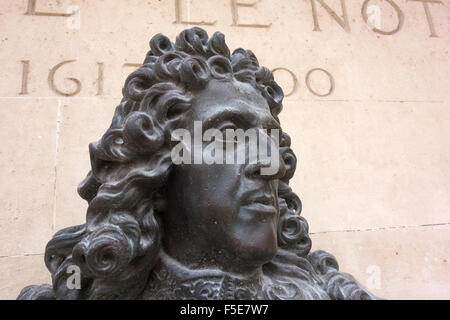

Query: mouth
[
  {"left": 242, "top": 193, "right": 278, "bottom": 219},
  {"left": 251, "top": 195, "right": 273, "bottom": 206}
]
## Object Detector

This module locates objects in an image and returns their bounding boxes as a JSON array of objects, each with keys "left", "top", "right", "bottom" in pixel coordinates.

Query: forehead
[{"left": 189, "top": 79, "right": 271, "bottom": 123}]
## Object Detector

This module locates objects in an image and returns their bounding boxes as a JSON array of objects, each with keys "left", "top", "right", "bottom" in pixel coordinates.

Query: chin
[{"left": 232, "top": 229, "right": 278, "bottom": 268}]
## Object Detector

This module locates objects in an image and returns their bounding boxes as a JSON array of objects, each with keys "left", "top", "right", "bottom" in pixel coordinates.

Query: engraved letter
[
  {"left": 25, "top": 0, "right": 74, "bottom": 17},
  {"left": 96, "top": 62, "right": 104, "bottom": 96},
  {"left": 272, "top": 67, "right": 298, "bottom": 97},
  {"left": 174, "top": 0, "right": 216, "bottom": 25},
  {"left": 407, "top": 0, "right": 443, "bottom": 37},
  {"left": 310, "top": 0, "right": 350, "bottom": 32},
  {"left": 123, "top": 63, "right": 142, "bottom": 69},
  {"left": 305, "top": 68, "right": 335, "bottom": 97},
  {"left": 19, "top": 60, "right": 30, "bottom": 95},
  {"left": 48, "top": 60, "right": 82, "bottom": 97},
  {"left": 231, "top": 0, "right": 272, "bottom": 28},
  {"left": 362, "top": 0, "right": 404, "bottom": 35}
]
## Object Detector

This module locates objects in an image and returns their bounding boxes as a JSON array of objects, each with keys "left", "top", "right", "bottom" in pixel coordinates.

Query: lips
[
  {"left": 250, "top": 195, "right": 274, "bottom": 206},
  {"left": 242, "top": 192, "right": 278, "bottom": 218}
]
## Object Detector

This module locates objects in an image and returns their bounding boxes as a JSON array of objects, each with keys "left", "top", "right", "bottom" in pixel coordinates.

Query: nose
[{"left": 244, "top": 157, "right": 286, "bottom": 180}]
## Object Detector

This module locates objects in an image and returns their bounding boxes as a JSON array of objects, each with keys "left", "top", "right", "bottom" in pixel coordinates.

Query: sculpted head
[
  {"left": 19, "top": 28, "right": 377, "bottom": 300},
  {"left": 76, "top": 27, "right": 307, "bottom": 296}
]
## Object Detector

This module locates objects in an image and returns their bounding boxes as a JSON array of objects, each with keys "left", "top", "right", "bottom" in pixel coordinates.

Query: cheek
[
  {"left": 197, "top": 189, "right": 240, "bottom": 227},
  {"left": 188, "top": 164, "right": 244, "bottom": 227},
  {"left": 198, "top": 163, "right": 243, "bottom": 198}
]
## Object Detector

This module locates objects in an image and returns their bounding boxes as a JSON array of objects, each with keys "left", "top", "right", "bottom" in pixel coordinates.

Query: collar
[{"left": 140, "top": 251, "right": 264, "bottom": 300}]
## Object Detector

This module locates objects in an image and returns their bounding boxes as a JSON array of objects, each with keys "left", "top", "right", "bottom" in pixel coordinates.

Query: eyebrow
[
  {"left": 202, "top": 107, "right": 257, "bottom": 131},
  {"left": 202, "top": 104, "right": 281, "bottom": 131}
]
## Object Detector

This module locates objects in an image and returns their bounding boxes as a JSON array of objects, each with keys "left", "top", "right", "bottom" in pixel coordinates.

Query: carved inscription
[
  {"left": 407, "top": 0, "right": 443, "bottom": 37},
  {"left": 361, "top": 0, "right": 404, "bottom": 35},
  {"left": 19, "top": 60, "right": 335, "bottom": 98},
  {"left": 25, "top": 0, "right": 74, "bottom": 17},
  {"left": 14, "top": 1, "right": 447, "bottom": 98},
  {"left": 305, "top": 68, "right": 335, "bottom": 97},
  {"left": 310, "top": 0, "right": 350, "bottom": 32},
  {"left": 123, "top": 63, "right": 142, "bottom": 69},
  {"left": 173, "top": 0, "right": 217, "bottom": 25},
  {"left": 230, "top": 0, "right": 272, "bottom": 28},
  {"left": 96, "top": 62, "right": 104, "bottom": 96},
  {"left": 48, "top": 60, "right": 82, "bottom": 97},
  {"left": 22, "top": 0, "right": 446, "bottom": 37},
  {"left": 272, "top": 67, "right": 298, "bottom": 97},
  {"left": 19, "top": 60, "right": 30, "bottom": 95}
]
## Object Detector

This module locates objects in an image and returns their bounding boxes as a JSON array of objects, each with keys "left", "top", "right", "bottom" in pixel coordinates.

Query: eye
[
  {"left": 215, "top": 122, "right": 241, "bottom": 143},
  {"left": 216, "top": 121, "right": 238, "bottom": 132}
]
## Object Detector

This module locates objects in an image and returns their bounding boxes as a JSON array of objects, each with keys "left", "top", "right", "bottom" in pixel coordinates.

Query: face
[{"left": 162, "top": 79, "right": 285, "bottom": 274}]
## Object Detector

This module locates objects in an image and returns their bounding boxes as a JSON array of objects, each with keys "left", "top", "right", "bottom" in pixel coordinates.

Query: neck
[{"left": 162, "top": 236, "right": 263, "bottom": 275}]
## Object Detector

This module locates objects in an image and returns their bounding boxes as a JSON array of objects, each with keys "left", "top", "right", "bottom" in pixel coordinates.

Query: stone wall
[{"left": 0, "top": 0, "right": 449, "bottom": 299}]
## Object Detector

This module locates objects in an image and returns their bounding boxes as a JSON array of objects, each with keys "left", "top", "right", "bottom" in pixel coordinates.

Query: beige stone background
[{"left": 0, "top": 0, "right": 449, "bottom": 300}]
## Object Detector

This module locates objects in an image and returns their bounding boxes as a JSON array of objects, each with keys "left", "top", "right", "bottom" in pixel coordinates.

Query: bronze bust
[{"left": 18, "top": 27, "right": 378, "bottom": 300}]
